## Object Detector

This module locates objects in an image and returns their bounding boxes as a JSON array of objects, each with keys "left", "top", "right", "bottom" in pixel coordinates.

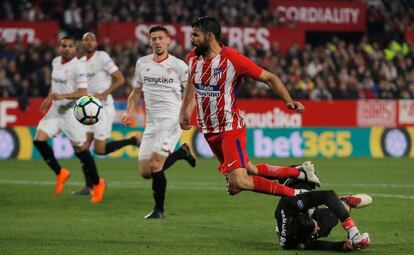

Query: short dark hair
[
  {"left": 291, "top": 214, "right": 315, "bottom": 238},
  {"left": 149, "top": 25, "right": 169, "bottom": 35},
  {"left": 191, "top": 16, "right": 221, "bottom": 42},
  {"left": 60, "top": 35, "right": 75, "bottom": 43}
]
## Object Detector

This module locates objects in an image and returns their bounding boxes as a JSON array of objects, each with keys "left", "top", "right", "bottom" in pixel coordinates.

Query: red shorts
[{"left": 204, "top": 128, "right": 249, "bottom": 175}]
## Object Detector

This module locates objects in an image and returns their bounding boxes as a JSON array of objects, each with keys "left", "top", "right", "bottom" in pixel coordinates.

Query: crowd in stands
[{"left": 1, "top": 0, "right": 414, "bottom": 100}]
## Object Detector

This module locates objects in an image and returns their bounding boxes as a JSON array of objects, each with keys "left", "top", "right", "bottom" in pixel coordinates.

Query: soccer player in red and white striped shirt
[{"left": 180, "top": 17, "right": 320, "bottom": 197}]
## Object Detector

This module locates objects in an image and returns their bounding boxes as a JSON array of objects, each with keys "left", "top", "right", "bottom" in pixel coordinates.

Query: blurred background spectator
[{"left": 1, "top": 0, "right": 414, "bottom": 100}]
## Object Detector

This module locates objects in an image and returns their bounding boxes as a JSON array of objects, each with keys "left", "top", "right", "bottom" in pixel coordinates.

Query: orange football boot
[
  {"left": 91, "top": 178, "right": 106, "bottom": 204},
  {"left": 55, "top": 168, "right": 71, "bottom": 195}
]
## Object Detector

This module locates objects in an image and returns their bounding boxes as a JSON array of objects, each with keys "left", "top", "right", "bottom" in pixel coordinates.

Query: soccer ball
[{"left": 73, "top": 96, "right": 103, "bottom": 125}]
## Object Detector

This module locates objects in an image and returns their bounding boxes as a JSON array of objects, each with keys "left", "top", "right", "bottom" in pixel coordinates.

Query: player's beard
[
  {"left": 154, "top": 49, "right": 165, "bottom": 56},
  {"left": 85, "top": 44, "right": 96, "bottom": 54},
  {"left": 194, "top": 41, "right": 209, "bottom": 57},
  {"left": 85, "top": 49, "right": 94, "bottom": 55},
  {"left": 62, "top": 52, "right": 76, "bottom": 61}
]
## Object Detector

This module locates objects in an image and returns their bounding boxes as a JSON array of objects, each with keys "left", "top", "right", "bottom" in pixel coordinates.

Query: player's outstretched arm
[
  {"left": 50, "top": 88, "right": 88, "bottom": 100},
  {"left": 95, "top": 70, "right": 125, "bottom": 101},
  {"left": 121, "top": 87, "right": 142, "bottom": 125},
  {"left": 179, "top": 79, "right": 196, "bottom": 130},
  {"left": 257, "top": 70, "right": 304, "bottom": 113},
  {"left": 39, "top": 94, "right": 52, "bottom": 114}
]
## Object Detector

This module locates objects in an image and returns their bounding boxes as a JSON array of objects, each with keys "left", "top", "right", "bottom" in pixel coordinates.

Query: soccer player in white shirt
[
  {"left": 33, "top": 36, "right": 106, "bottom": 203},
  {"left": 71, "top": 32, "right": 139, "bottom": 195},
  {"left": 122, "top": 26, "right": 196, "bottom": 219}
]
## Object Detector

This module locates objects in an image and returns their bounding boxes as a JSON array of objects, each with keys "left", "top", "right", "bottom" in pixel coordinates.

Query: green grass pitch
[{"left": 0, "top": 158, "right": 413, "bottom": 254}]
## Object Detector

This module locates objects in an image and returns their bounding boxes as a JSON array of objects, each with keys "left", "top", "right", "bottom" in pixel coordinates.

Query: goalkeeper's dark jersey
[{"left": 275, "top": 191, "right": 347, "bottom": 251}]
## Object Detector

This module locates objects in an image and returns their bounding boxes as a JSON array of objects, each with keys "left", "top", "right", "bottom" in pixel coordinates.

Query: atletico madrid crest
[{"left": 213, "top": 67, "right": 223, "bottom": 80}]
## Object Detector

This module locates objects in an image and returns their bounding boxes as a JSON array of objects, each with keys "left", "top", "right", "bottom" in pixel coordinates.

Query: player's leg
[
  {"left": 137, "top": 127, "right": 165, "bottom": 218},
  {"left": 72, "top": 105, "right": 138, "bottom": 196},
  {"left": 146, "top": 153, "right": 168, "bottom": 219},
  {"left": 160, "top": 124, "right": 196, "bottom": 170},
  {"left": 138, "top": 153, "right": 168, "bottom": 219},
  {"left": 139, "top": 120, "right": 189, "bottom": 219},
  {"left": 63, "top": 111, "right": 105, "bottom": 203},
  {"left": 95, "top": 101, "right": 140, "bottom": 155},
  {"left": 247, "top": 161, "right": 321, "bottom": 186},
  {"left": 137, "top": 128, "right": 155, "bottom": 179},
  {"left": 226, "top": 168, "right": 297, "bottom": 196},
  {"left": 247, "top": 162, "right": 300, "bottom": 178},
  {"left": 73, "top": 145, "right": 99, "bottom": 187},
  {"left": 162, "top": 143, "right": 196, "bottom": 169},
  {"left": 292, "top": 190, "right": 370, "bottom": 249},
  {"left": 340, "top": 194, "right": 373, "bottom": 211},
  {"left": 73, "top": 147, "right": 103, "bottom": 202},
  {"left": 340, "top": 194, "right": 372, "bottom": 250},
  {"left": 72, "top": 132, "right": 94, "bottom": 195},
  {"left": 33, "top": 115, "right": 70, "bottom": 195},
  {"left": 145, "top": 122, "right": 179, "bottom": 218},
  {"left": 311, "top": 208, "right": 340, "bottom": 238},
  {"left": 73, "top": 143, "right": 105, "bottom": 203},
  {"left": 33, "top": 130, "right": 62, "bottom": 175},
  {"left": 103, "top": 136, "right": 140, "bottom": 155},
  {"left": 208, "top": 129, "right": 299, "bottom": 197}
]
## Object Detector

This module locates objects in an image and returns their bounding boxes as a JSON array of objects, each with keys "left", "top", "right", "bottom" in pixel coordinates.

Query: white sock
[
  {"left": 298, "top": 171, "right": 305, "bottom": 180},
  {"left": 294, "top": 189, "right": 309, "bottom": 195},
  {"left": 347, "top": 226, "right": 360, "bottom": 239}
]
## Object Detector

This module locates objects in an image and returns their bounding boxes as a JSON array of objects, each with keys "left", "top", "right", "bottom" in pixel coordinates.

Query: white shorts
[
  {"left": 36, "top": 106, "right": 87, "bottom": 147},
  {"left": 86, "top": 102, "right": 115, "bottom": 141},
  {"left": 139, "top": 118, "right": 182, "bottom": 160}
]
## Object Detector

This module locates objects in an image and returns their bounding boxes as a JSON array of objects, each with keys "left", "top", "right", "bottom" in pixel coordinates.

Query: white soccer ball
[{"left": 73, "top": 96, "right": 103, "bottom": 125}]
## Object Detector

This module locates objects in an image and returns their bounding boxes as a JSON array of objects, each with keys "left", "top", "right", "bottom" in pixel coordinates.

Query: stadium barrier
[
  {"left": 2, "top": 99, "right": 414, "bottom": 128},
  {"left": 268, "top": 0, "right": 366, "bottom": 31},
  {"left": 1, "top": 126, "right": 413, "bottom": 159},
  {"left": 0, "top": 21, "right": 59, "bottom": 45},
  {"left": 98, "top": 23, "right": 305, "bottom": 54},
  {"left": 1, "top": 99, "right": 414, "bottom": 159},
  {"left": 0, "top": 126, "right": 143, "bottom": 160}
]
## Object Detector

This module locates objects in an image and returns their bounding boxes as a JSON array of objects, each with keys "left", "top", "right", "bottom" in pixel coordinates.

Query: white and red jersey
[
  {"left": 80, "top": 50, "right": 119, "bottom": 107},
  {"left": 50, "top": 56, "right": 88, "bottom": 108},
  {"left": 80, "top": 50, "right": 119, "bottom": 95},
  {"left": 133, "top": 54, "right": 188, "bottom": 119},
  {"left": 187, "top": 47, "right": 263, "bottom": 134}
]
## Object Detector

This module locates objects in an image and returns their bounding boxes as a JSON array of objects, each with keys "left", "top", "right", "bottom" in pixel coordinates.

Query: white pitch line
[
  {"left": 0, "top": 179, "right": 224, "bottom": 190},
  {"left": 0, "top": 180, "right": 413, "bottom": 200},
  {"left": 1, "top": 180, "right": 413, "bottom": 189},
  {"left": 325, "top": 183, "right": 414, "bottom": 188},
  {"left": 367, "top": 193, "right": 414, "bottom": 200}
]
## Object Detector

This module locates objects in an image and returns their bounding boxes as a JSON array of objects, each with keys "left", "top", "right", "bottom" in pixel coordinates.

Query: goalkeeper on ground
[{"left": 275, "top": 177, "right": 372, "bottom": 251}]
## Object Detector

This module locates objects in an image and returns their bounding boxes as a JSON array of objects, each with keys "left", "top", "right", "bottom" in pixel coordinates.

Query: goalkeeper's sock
[
  {"left": 33, "top": 140, "right": 62, "bottom": 175},
  {"left": 152, "top": 171, "right": 167, "bottom": 212},
  {"left": 342, "top": 217, "right": 359, "bottom": 238},
  {"left": 75, "top": 150, "right": 100, "bottom": 185},
  {"left": 256, "top": 164, "right": 300, "bottom": 179},
  {"left": 252, "top": 176, "right": 295, "bottom": 196},
  {"left": 104, "top": 136, "right": 139, "bottom": 154}
]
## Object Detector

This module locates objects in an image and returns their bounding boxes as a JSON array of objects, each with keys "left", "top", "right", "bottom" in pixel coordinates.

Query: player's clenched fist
[
  {"left": 121, "top": 113, "right": 131, "bottom": 126},
  {"left": 39, "top": 96, "right": 52, "bottom": 114},
  {"left": 286, "top": 101, "right": 305, "bottom": 113},
  {"left": 179, "top": 114, "right": 191, "bottom": 130}
]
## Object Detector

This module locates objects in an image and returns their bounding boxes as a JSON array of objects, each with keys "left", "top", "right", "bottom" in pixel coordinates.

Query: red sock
[
  {"left": 252, "top": 176, "right": 295, "bottom": 197},
  {"left": 256, "top": 164, "right": 300, "bottom": 179},
  {"left": 341, "top": 217, "right": 356, "bottom": 230}
]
